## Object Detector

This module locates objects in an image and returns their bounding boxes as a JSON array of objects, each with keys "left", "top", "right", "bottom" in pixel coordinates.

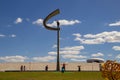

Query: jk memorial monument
[{"left": 43, "top": 9, "right": 60, "bottom": 71}]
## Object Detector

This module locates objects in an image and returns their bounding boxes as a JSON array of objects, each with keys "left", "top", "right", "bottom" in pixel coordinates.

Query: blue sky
[{"left": 0, "top": 0, "right": 120, "bottom": 62}]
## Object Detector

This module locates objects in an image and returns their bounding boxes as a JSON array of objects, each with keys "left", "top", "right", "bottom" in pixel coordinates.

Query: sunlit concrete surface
[{"left": 0, "top": 62, "right": 101, "bottom": 72}]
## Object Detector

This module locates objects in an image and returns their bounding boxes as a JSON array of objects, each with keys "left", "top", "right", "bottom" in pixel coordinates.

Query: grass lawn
[{"left": 0, "top": 71, "right": 104, "bottom": 80}]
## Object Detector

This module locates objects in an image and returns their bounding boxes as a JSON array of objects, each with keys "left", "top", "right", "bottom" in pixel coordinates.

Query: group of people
[
  {"left": 61, "top": 64, "right": 81, "bottom": 73},
  {"left": 20, "top": 63, "right": 81, "bottom": 72},
  {"left": 20, "top": 65, "right": 26, "bottom": 72},
  {"left": 45, "top": 63, "right": 67, "bottom": 73}
]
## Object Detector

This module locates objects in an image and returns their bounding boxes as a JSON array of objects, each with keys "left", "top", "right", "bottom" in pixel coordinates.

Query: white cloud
[
  {"left": 73, "top": 31, "right": 120, "bottom": 44},
  {"left": 60, "top": 51, "right": 80, "bottom": 55},
  {"left": 14, "top": 18, "right": 22, "bottom": 24},
  {"left": 109, "top": 21, "right": 120, "bottom": 26},
  {"left": 70, "top": 59, "right": 86, "bottom": 62},
  {"left": 48, "top": 51, "right": 57, "bottom": 55},
  {"left": 80, "top": 38, "right": 105, "bottom": 44},
  {"left": 9, "top": 34, "right": 16, "bottom": 38},
  {"left": 52, "top": 44, "right": 57, "bottom": 48},
  {"left": 72, "top": 33, "right": 82, "bottom": 38},
  {"left": 58, "top": 19, "right": 80, "bottom": 26},
  {"left": 91, "top": 52, "right": 104, "bottom": 57},
  {"left": 48, "top": 51, "right": 80, "bottom": 55},
  {"left": 61, "top": 46, "right": 84, "bottom": 51},
  {"left": 48, "top": 45, "right": 86, "bottom": 62},
  {"left": 116, "top": 54, "right": 120, "bottom": 59},
  {"left": 32, "top": 56, "right": 56, "bottom": 62},
  {"left": 0, "top": 34, "right": 6, "bottom": 38},
  {"left": 48, "top": 19, "right": 80, "bottom": 27},
  {"left": 112, "top": 46, "right": 120, "bottom": 51},
  {"left": 32, "top": 18, "right": 80, "bottom": 27},
  {"left": 32, "top": 19, "right": 43, "bottom": 26},
  {"left": 47, "top": 21, "right": 58, "bottom": 27},
  {"left": 0, "top": 55, "right": 28, "bottom": 62},
  {"left": 48, "top": 46, "right": 84, "bottom": 55},
  {"left": 62, "top": 54, "right": 87, "bottom": 59},
  {"left": 0, "top": 34, "right": 16, "bottom": 38}
]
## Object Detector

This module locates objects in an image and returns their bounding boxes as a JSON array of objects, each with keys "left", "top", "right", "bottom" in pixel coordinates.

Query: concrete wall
[{"left": 0, "top": 62, "right": 100, "bottom": 72}]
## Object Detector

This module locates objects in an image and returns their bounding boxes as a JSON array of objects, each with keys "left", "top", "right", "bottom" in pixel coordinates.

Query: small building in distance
[{"left": 87, "top": 58, "right": 104, "bottom": 63}]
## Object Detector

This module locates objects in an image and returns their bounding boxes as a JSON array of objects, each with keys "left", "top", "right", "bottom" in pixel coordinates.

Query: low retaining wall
[{"left": 0, "top": 62, "right": 101, "bottom": 72}]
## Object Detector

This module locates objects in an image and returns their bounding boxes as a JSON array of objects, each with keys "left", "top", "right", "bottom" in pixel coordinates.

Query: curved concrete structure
[{"left": 87, "top": 58, "right": 104, "bottom": 63}]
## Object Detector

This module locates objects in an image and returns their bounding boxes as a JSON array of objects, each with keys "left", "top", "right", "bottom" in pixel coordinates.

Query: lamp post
[{"left": 43, "top": 9, "right": 60, "bottom": 71}]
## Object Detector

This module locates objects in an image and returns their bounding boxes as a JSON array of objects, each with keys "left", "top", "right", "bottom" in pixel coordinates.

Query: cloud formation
[
  {"left": 48, "top": 19, "right": 81, "bottom": 27},
  {"left": 62, "top": 54, "right": 87, "bottom": 59},
  {"left": 32, "top": 56, "right": 56, "bottom": 62},
  {"left": 116, "top": 54, "right": 120, "bottom": 59},
  {"left": 32, "top": 19, "right": 43, "bottom": 26},
  {"left": 61, "top": 46, "right": 84, "bottom": 51},
  {"left": 52, "top": 44, "right": 57, "bottom": 48},
  {"left": 48, "top": 46, "right": 84, "bottom": 55},
  {"left": 73, "top": 31, "right": 120, "bottom": 44},
  {"left": 109, "top": 21, "right": 120, "bottom": 26},
  {"left": 0, "top": 34, "right": 16, "bottom": 38},
  {"left": 0, "top": 55, "right": 28, "bottom": 62},
  {"left": 57, "top": 19, "right": 80, "bottom": 26},
  {"left": 9, "top": 34, "right": 16, "bottom": 38},
  {"left": 70, "top": 58, "right": 86, "bottom": 62},
  {"left": 112, "top": 46, "right": 120, "bottom": 51},
  {"left": 14, "top": 18, "right": 23, "bottom": 24},
  {"left": 0, "top": 34, "right": 6, "bottom": 38},
  {"left": 33, "top": 18, "right": 80, "bottom": 27},
  {"left": 91, "top": 52, "right": 104, "bottom": 57},
  {"left": 48, "top": 45, "right": 86, "bottom": 62},
  {"left": 0, "top": 55, "right": 56, "bottom": 62}
]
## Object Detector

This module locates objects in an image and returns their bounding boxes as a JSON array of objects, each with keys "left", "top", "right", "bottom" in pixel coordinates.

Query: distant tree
[{"left": 101, "top": 60, "right": 120, "bottom": 80}]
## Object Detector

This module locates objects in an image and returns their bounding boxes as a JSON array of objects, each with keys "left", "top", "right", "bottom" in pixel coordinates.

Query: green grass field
[{"left": 0, "top": 71, "right": 104, "bottom": 80}]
